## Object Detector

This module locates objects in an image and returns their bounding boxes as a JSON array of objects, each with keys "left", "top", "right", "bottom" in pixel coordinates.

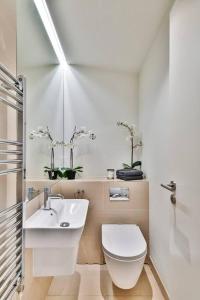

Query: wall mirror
[{"left": 17, "top": 0, "right": 170, "bottom": 189}]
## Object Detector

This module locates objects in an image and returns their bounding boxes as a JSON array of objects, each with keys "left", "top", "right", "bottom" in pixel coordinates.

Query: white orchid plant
[
  {"left": 117, "top": 121, "right": 142, "bottom": 169},
  {"left": 58, "top": 126, "right": 96, "bottom": 179},
  {"left": 29, "top": 126, "right": 62, "bottom": 176},
  {"left": 29, "top": 125, "right": 96, "bottom": 179}
]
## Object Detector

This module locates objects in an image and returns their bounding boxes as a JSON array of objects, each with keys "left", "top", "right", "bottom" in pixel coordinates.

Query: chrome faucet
[
  {"left": 27, "top": 187, "right": 40, "bottom": 201},
  {"left": 43, "top": 187, "right": 64, "bottom": 210}
]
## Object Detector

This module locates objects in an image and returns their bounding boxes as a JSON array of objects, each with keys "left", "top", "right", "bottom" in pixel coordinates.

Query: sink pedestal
[
  {"left": 32, "top": 247, "right": 79, "bottom": 276},
  {"left": 24, "top": 199, "right": 89, "bottom": 277}
]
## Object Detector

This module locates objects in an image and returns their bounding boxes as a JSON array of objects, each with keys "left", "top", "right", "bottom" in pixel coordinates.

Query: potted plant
[
  {"left": 44, "top": 166, "right": 59, "bottom": 180},
  {"left": 29, "top": 126, "right": 61, "bottom": 180},
  {"left": 117, "top": 121, "right": 142, "bottom": 169},
  {"left": 57, "top": 166, "right": 83, "bottom": 180},
  {"left": 61, "top": 126, "right": 96, "bottom": 180}
]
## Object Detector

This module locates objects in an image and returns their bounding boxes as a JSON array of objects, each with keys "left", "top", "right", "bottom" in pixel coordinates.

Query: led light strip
[{"left": 34, "top": 0, "right": 68, "bottom": 68}]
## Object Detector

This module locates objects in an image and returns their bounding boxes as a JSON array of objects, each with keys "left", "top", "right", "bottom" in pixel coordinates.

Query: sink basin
[
  {"left": 25, "top": 198, "right": 89, "bottom": 229},
  {"left": 24, "top": 199, "right": 89, "bottom": 276}
]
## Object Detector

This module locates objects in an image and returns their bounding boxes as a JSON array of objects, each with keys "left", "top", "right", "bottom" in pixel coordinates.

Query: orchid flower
[
  {"left": 29, "top": 126, "right": 59, "bottom": 170},
  {"left": 117, "top": 121, "right": 142, "bottom": 168},
  {"left": 64, "top": 126, "right": 96, "bottom": 169}
]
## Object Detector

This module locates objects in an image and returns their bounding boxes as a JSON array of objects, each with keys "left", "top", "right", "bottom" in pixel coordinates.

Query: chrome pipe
[
  {"left": 0, "top": 64, "right": 20, "bottom": 86},
  {"left": 0, "top": 206, "right": 22, "bottom": 218},
  {"left": 0, "top": 264, "right": 21, "bottom": 295},
  {"left": 0, "top": 255, "right": 21, "bottom": 283},
  {"left": 0, "top": 85, "right": 23, "bottom": 104},
  {"left": 0, "top": 244, "right": 17, "bottom": 263},
  {"left": 0, "top": 202, "right": 22, "bottom": 216},
  {"left": 0, "top": 229, "right": 22, "bottom": 251},
  {"left": 0, "top": 271, "right": 22, "bottom": 300},
  {"left": 0, "top": 159, "right": 22, "bottom": 164},
  {"left": 0, "top": 73, "right": 23, "bottom": 96},
  {"left": 0, "top": 211, "right": 22, "bottom": 226},
  {"left": 0, "top": 220, "right": 22, "bottom": 241},
  {"left": 0, "top": 150, "right": 23, "bottom": 155},
  {"left": 0, "top": 168, "right": 22, "bottom": 176},
  {"left": 0, "top": 245, "right": 22, "bottom": 274},
  {"left": 0, "top": 239, "right": 22, "bottom": 262},
  {"left": 0, "top": 95, "right": 23, "bottom": 112},
  {"left": 0, "top": 139, "right": 23, "bottom": 146},
  {"left": 0, "top": 65, "right": 25, "bottom": 298}
]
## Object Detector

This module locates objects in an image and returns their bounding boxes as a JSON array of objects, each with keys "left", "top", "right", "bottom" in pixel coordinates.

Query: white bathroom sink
[
  {"left": 25, "top": 198, "right": 89, "bottom": 230},
  {"left": 24, "top": 199, "right": 89, "bottom": 276}
]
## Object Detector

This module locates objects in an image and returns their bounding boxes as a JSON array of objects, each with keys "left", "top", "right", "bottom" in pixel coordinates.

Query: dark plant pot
[
  {"left": 47, "top": 170, "right": 58, "bottom": 180},
  {"left": 67, "top": 170, "right": 76, "bottom": 180}
]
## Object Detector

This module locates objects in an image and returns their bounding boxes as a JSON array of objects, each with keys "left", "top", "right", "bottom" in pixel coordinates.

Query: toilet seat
[{"left": 102, "top": 224, "right": 147, "bottom": 261}]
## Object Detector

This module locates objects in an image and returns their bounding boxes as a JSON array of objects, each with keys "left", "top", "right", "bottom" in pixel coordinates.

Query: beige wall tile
[
  {"left": 54, "top": 180, "right": 149, "bottom": 264},
  {"left": 79, "top": 209, "right": 149, "bottom": 264},
  {"left": 25, "top": 193, "right": 43, "bottom": 219},
  {"left": 104, "top": 181, "right": 149, "bottom": 211},
  {"left": 25, "top": 181, "right": 60, "bottom": 219},
  {"left": 59, "top": 181, "right": 105, "bottom": 212},
  {"left": 25, "top": 179, "right": 149, "bottom": 268},
  {"left": 26, "top": 180, "right": 60, "bottom": 192}
]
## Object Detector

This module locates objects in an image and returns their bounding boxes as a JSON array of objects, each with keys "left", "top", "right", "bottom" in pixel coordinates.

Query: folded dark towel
[
  {"left": 116, "top": 169, "right": 143, "bottom": 177},
  {"left": 116, "top": 168, "right": 143, "bottom": 181},
  {"left": 116, "top": 174, "right": 143, "bottom": 181}
]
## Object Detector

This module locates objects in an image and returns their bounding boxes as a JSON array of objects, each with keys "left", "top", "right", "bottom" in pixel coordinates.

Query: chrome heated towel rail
[{"left": 0, "top": 63, "right": 25, "bottom": 299}]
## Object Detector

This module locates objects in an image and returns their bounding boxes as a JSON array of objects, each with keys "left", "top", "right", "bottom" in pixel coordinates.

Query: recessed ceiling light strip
[{"left": 34, "top": 0, "right": 68, "bottom": 68}]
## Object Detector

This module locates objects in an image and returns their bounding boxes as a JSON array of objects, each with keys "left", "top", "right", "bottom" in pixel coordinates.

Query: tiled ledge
[
  {"left": 24, "top": 179, "right": 149, "bottom": 264},
  {"left": 26, "top": 177, "right": 148, "bottom": 183}
]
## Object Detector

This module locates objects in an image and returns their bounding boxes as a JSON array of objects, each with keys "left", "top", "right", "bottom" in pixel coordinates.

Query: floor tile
[
  {"left": 144, "top": 265, "right": 165, "bottom": 300},
  {"left": 106, "top": 297, "right": 152, "bottom": 300},
  {"left": 46, "top": 297, "right": 77, "bottom": 300},
  {"left": 47, "top": 264, "right": 165, "bottom": 300},
  {"left": 46, "top": 297, "right": 105, "bottom": 300}
]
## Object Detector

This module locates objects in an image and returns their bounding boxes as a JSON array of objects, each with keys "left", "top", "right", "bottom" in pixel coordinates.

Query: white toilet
[{"left": 102, "top": 224, "right": 147, "bottom": 289}]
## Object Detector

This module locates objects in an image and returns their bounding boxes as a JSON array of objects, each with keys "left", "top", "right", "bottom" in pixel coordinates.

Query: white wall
[
  {"left": 168, "top": 0, "right": 200, "bottom": 298},
  {"left": 64, "top": 65, "right": 138, "bottom": 178},
  {"left": 24, "top": 66, "right": 64, "bottom": 178},
  {"left": 17, "top": 0, "right": 64, "bottom": 179},
  {"left": 139, "top": 14, "right": 171, "bottom": 292},
  {"left": 22, "top": 62, "right": 139, "bottom": 179},
  {"left": 139, "top": 0, "right": 200, "bottom": 298},
  {"left": 18, "top": 0, "right": 139, "bottom": 179}
]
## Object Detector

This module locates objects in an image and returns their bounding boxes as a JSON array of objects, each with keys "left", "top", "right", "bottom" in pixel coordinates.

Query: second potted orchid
[
  {"left": 29, "top": 126, "right": 62, "bottom": 180},
  {"left": 29, "top": 126, "right": 96, "bottom": 180},
  {"left": 58, "top": 126, "right": 96, "bottom": 180}
]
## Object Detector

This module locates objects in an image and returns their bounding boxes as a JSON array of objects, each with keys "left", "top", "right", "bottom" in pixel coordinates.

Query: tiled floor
[{"left": 45, "top": 264, "right": 165, "bottom": 300}]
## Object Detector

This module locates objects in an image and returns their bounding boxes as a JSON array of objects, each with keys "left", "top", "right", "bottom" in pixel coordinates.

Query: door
[{"left": 168, "top": 0, "right": 200, "bottom": 299}]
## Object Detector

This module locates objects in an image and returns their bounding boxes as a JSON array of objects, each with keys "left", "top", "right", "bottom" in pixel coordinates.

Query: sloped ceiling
[
  {"left": 17, "top": 0, "right": 57, "bottom": 69},
  {"left": 47, "top": 0, "right": 173, "bottom": 73}
]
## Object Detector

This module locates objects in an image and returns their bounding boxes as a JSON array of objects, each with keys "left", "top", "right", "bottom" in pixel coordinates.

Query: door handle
[
  {"left": 161, "top": 181, "right": 176, "bottom": 204},
  {"left": 161, "top": 181, "right": 176, "bottom": 192}
]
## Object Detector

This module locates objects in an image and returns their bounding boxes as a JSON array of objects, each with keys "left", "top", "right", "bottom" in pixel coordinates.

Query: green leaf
[
  {"left": 74, "top": 166, "right": 83, "bottom": 170},
  {"left": 57, "top": 170, "right": 64, "bottom": 178},
  {"left": 123, "top": 163, "right": 131, "bottom": 169}
]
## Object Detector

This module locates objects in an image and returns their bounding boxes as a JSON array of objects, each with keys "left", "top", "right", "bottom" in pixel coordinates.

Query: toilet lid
[{"left": 102, "top": 224, "right": 147, "bottom": 260}]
